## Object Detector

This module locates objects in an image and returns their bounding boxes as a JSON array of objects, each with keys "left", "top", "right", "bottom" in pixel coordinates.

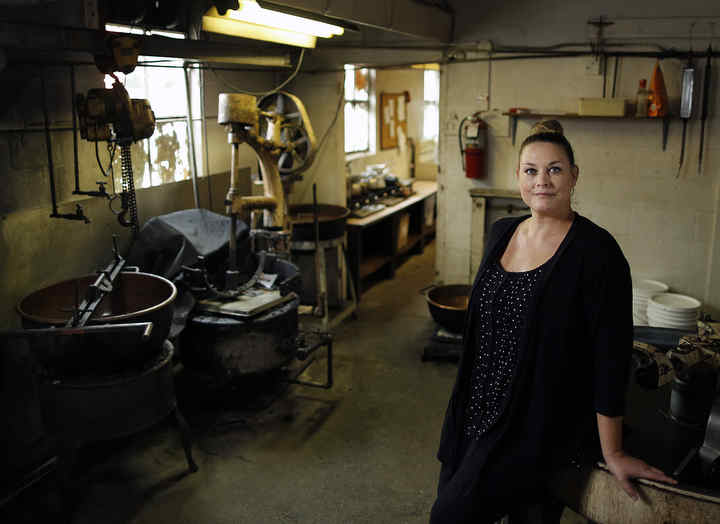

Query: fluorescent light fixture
[
  {"left": 105, "top": 23, "right": 186, "bottom": 39},
  {"left": 411, "top": 63, "right": 440, "bottom": 70},
  {"left": 202, "top": 1, "right": 344, "bottom": 48}
]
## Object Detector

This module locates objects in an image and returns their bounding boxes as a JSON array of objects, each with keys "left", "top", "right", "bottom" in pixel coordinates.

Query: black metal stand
[
  {"left": 286, "top": 331, "right": 333, "bottom": 389},
  {"left": 174, "top": 408, "right": 199, "bottom": 472},
  {"left": 422, "top": 328, "right": 463, "bottom": 362}
]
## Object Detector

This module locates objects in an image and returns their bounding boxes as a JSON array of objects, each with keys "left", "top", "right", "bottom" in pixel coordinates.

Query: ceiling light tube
[
  {"left": 203, "top": 8, "right": 317, "bottom": 48},
  {"left": 226, "top": 0, "right": 344, "bottom": 38}
]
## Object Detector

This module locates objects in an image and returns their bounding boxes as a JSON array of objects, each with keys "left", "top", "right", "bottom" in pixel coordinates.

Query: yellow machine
[{"left": 217, "top": 91, "right": 317, "bottom": 270}]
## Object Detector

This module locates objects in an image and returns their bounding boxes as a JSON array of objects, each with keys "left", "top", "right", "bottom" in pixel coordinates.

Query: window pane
[
  {"left": 344, "top": 65, "right": 371, "bottom": 153},
  {"left": 424, "top": 69, "right": 439, "bottom": 103},
  {"left": 143, "top": 61, "right": 188, "bottom": 118},
  {"left": 423, "top": 103, "right": 439, "bottom": 140},
  {"left": 151, "top": 121, "right": 191, "bottom": 186},
  {"left": 344, "top": 65, "right": 355, "bottom": 100},
  {"left": 353, "top": 68, "right": 368, "bottom": 101},
  {"left": 111, "top": 140, "right": 151, "bottom": 190},
  {"left": 103, "top": 58, "right": 197, "bottom": 188},
  {"left": 345, "top": 102, "right": 369, "bottom": 153}
]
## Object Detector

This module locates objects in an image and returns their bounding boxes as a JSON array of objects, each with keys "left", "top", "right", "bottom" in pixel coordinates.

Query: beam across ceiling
[
  {"left": 260, "top": 0, "right": 453, "bottom": 42},
  {"left": 0, "top": 21, "right": 291, "bottom": 66}
]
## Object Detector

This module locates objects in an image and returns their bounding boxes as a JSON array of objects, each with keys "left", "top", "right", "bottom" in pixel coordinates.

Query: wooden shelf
[
  {"left": 397, "top": 233, "right": 423, "bottom": 256},
  {"left": 502, "top": 112, "right": 673, "bottom": 120},
  {"left": 504, "top": 111, "right": 673, "bottom": 150},
  {"left": 359, "top": 255, "right": 391, "bottom": 278}
]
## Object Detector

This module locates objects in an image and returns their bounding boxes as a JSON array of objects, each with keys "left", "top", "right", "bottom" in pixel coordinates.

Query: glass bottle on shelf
[{"left": 635, "top": 79, "right": 650, "bottom": 117}]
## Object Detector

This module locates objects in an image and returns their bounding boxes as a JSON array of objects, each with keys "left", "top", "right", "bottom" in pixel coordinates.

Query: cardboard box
[{"left": 578, "top": 98, "right": 627, "bottom": 116}]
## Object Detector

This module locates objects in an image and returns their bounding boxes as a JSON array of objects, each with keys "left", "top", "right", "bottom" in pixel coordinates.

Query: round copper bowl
[
  {"left": 289, "top": 204, "right": 350, "bottom": 241},
  {"left": 17, "top": 272, "right": 177, "bottom": 376},
  {"left": 426, "top": 284, "right": 471, "bottom": 334}
]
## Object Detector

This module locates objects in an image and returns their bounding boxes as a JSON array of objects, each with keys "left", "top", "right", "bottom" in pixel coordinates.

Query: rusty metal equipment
[
  {"left": 289, "top": 185, "right": 357, "bottom": 331},
  {"left": 424, "top": 284, "right": 471, "bottom": 334},
  {"left": 41, "top": 341, "right": 198, "bottom": 485},
  {"left": 76, "top": 75, "right": 156, "bottom": 233},
  {"left": 17, "top": 271, "right": 176, "bottom": 376},
  {"left": 217, "top": 91, "right": 316, "bottom": 279},
  {"left": 15, "top": 237, "right": 176, "bottom": 375}
]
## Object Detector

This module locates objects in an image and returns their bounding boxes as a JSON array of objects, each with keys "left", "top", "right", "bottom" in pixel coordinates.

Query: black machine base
[{"left": 422, "top": 328, "right": 463, "bottom": 362}]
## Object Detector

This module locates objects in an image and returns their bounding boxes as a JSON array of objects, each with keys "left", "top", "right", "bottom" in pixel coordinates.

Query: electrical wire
[
  {"left": 210, "top": 48, "right": 306, "bottom": 97},
  {"left": 315, "top": 87, "right": 344, "bottom": 154}
]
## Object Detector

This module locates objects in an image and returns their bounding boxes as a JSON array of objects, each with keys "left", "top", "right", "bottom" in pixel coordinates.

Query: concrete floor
[{"left": 59, "top": 241, "right": 456, "bottom": 523}]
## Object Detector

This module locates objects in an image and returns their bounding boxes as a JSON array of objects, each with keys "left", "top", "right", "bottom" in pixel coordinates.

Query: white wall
[
  {"left": 436, "top": 51, "right": 720, "bottom": 314},
  {"left": 452, "top": 0, "right": 720, "bottom": 47}
]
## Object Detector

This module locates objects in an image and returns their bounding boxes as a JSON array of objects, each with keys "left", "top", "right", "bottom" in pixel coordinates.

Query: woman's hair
[{"left": 519, "top": 119, "right": 575, "bottom": 166}]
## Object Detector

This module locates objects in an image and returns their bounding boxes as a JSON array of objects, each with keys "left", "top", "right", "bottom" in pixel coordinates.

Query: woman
[{"left": 431, "top": 120, "right": 675, "bottom": 523}]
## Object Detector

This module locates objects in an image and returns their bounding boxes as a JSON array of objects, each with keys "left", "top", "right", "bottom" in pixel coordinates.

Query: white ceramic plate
[
  {"left": 649, "top": 293, "right": 701, "bottom": 312},
  {"left": 647, "top": 320, "right": 696, "bottom": 331},
  {"left": 632, "top": 279, "right": 669, "bottom": 297},
  {"left": 646, "top": 306, "right": 698, "bottom": 321},
  {"left": 647, "top": 313, "right": 696, "bottom": 329}
]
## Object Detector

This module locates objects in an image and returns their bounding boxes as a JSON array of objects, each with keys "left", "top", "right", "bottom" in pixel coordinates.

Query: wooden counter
[
  {"left": 347, "top": 180, "right": 437, "bottom": 298},
  {"left": 550, "top": 381, "right": 720, "bottom": 522}
]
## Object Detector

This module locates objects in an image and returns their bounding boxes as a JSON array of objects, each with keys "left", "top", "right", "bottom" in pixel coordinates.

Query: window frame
[
  {"left": 343, "top": 65, "right": 373, "bottom": 155},
  {"left": 104, "top": 58, "right": 205, "bottom": 190}
]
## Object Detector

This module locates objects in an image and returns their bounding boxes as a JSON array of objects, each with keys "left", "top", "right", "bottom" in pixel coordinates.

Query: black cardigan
[{"left": 436, "top": 213, "right": 633, "bottom": 487}]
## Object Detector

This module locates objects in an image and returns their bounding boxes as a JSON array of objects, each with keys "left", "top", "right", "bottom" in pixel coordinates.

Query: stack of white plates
[
  {"left": 632, "top": 279, "right": 669, "bottom": 326},
  {"left": 647, "top": 293, "right": 701, "bottom": 331}
]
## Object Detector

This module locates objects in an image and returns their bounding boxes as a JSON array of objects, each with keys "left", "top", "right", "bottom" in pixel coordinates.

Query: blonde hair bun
[{"left": 530, "top": 119, "right": 564, "bottom": 136}]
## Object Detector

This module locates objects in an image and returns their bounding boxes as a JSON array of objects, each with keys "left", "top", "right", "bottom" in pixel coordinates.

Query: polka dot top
[{"left": 463, "top": 260, "right": 547, "bottom": 438}]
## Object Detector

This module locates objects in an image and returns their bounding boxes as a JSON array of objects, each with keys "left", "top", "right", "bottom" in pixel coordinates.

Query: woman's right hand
[{"left": 604, "top": 450, "right": 677, "bottom": 500}]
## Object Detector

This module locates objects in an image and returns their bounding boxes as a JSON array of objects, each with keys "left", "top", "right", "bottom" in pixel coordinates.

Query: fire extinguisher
[{"left": 458, "top": 112, "right": 488, "bottom": 179}]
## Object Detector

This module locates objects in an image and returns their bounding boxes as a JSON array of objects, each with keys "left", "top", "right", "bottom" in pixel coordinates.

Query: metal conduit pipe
[
  {"left": 199, "top": 67, "right": 212, "bottom": 209},
  {"left": 183, "top": 63, "right": 200, "bottom": 209}
]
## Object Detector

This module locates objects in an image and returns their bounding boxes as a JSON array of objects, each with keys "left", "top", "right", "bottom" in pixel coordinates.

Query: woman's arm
[{"left": 597, "top": 413, "right": 677, "bottom": 499}]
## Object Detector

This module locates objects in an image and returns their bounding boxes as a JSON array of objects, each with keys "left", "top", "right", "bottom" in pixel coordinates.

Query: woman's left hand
[{"left": 604, "top": 450, "right": 678, "bottom": 500}]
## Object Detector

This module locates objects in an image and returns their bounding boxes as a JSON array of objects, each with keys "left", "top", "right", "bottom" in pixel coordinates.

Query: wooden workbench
[
  {"left": 550, "top": 380, "right": 720, "bottom": 523},
  {"left": 346, "top": 180, "right": 437, "bottom": 298}
]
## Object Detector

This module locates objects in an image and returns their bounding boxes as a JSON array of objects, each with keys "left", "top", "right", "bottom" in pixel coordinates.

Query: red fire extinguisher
[{"left": 458, "top": 112, "right": 488, "bottom": 179}]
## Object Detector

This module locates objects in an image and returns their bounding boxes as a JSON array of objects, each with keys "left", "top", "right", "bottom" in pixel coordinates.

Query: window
[
  {"left": 344, "top": 65, "right": 370, "bottom": 154},
  {"left": 423, "top": 69, "right": 440, "bottom": 140},
  {"left": 100, "top": 24, "right": 204, "bottom": 191},
  {"left": 105, "top": 59, "right": 202, "bottom": 191}
]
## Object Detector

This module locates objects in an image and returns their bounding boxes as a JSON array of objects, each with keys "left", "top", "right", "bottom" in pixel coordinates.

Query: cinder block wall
[{"left": 437, "top": 53, "right": 720, "bottom": 314}]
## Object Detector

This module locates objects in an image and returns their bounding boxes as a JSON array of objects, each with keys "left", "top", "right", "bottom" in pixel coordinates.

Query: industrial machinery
[
  {"left": 178, "top": 89, "right": 347, "bottom": 378},
  {"left": 217, "top": 91, "right": 316, "bottom": 279},
  {"left": 76, "top": 76, "right": 155, "bottom": 234}
]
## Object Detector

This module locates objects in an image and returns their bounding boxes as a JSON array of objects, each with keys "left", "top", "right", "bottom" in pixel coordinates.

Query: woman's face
[{"left": 516, "top": 141, "right": 578, "bottom": 217}]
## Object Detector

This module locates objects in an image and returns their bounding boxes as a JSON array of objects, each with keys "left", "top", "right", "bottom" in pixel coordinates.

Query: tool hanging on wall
[
  {"left": 677, "top": 51, "right": 696, "bottom": 177},
  {"left": 698, "top": 44, "right": 712, "bottom": 176}
]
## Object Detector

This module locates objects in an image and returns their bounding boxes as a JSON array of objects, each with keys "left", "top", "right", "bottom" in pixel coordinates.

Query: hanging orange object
[{"left": 648, "top": 61, "right": 669, "bottom": 117}]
